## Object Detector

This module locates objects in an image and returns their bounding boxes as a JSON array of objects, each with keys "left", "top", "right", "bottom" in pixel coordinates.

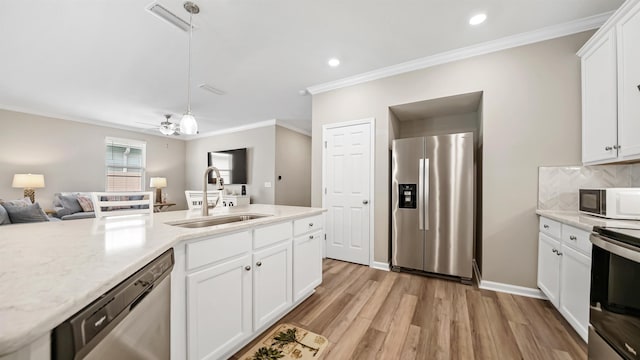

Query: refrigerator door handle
[
  {"left": 424, "top": 158, "right": 430, "bottom": 230},
  {"left": 418, "top": 158, "right": 424, "bottom": 230}
]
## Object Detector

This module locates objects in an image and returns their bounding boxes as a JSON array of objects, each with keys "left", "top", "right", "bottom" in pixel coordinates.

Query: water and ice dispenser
[{"left": 398, "top": 184, "right": 417, "bottom": 209}]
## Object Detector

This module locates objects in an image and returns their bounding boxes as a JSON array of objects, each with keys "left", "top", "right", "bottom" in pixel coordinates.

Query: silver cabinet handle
[
  {"left": 614, "top": 145, "right": 621, "bottom": 150},
  {"left": 245, "top": 266, "right": 251, "bottom": 271},
  {"left": 552, "top": 248, "right": 557, "bottom": 254},
  {"left": 557, "top": 251, "right": 563, "bottom": 256},
  {"left": 543, "top": 224, "right": 549, "bottom": 229},
  {"left": 362, "top": 200, "right": 368, "bottom": 205},
  {"left": 569, "top": 235, "right": 577, "bottom": 241},
  {"left": 605, "top": 146, "right": 613, "bottom": 151},
  {"left": 256, "top": 261, "right": 262, "bottom": 267},
  {"left": 309, "top": 235, "right": 314, "bottom": 239},
  {"left": 309, "top": 223, "right": 314, "bottom": 227}
]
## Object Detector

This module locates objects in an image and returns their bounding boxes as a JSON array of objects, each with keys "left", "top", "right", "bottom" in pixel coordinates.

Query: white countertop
[
  {"left": 0, "top": 204, "right": 325, "bottom": 355},
  {"left": 535, "top": 209, "right": 640, "bottom": 231}
]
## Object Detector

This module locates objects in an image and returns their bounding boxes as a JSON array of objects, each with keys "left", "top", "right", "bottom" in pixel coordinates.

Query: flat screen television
[{"left": 207, "top": 148, "right": 248, "bottom": 185}]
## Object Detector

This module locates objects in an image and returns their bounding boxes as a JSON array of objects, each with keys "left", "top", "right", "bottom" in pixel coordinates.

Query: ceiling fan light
[
  {"left": 159, "top": 126, "right": 175, "bottom": 135},
  {"left": 180, "top": 113, "right": 198, "bottom": 135}
]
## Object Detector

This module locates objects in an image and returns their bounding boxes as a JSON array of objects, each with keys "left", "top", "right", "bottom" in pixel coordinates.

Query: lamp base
[
  {"left": 24, "top": 188, "right": 35, "bottom": 204},
  {"left": 155, "top": 188, "right": 163, "bottom": 204}
]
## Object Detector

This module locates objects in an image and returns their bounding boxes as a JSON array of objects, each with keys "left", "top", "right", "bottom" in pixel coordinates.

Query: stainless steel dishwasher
[{"left": 52, "top": 249, "right": 174, "bottom": 360}]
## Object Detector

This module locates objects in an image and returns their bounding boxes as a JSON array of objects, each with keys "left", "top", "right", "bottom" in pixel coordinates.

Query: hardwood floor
[{"left": 232, "top": 259, "right": 587, "bottom": 360}]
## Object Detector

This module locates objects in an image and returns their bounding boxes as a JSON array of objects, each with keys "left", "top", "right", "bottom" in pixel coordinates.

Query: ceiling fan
[{"left": 139, "top": 114, "right": 181, "bottom": 136}]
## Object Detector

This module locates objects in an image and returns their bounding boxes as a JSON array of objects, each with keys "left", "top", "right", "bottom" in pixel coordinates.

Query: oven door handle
[{"left": 591, "top": 233, "right": 640, "bottom": 263}]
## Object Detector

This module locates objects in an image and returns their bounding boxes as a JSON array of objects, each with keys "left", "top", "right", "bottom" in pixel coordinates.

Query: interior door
[{"left": 324, "top": 122, "right": 371, "bottom": 265}]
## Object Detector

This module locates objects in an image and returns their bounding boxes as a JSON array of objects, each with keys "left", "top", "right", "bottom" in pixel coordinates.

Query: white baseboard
[
  {"left": 479, "top": 280, "right": 547, "bottom": 300},
  {"left": 370, "top": 261, "right": 390, "bottom": 271}
]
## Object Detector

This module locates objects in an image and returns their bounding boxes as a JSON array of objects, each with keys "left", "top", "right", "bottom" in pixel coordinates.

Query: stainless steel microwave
[{"left": 579, "top": 188, "right": 640, "bottom": 220}]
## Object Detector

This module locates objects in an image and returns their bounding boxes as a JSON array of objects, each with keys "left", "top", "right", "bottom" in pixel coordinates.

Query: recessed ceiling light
[
  {"left": 469, "top": 13, "right": 487, "bottom": 25},
  {"left": 328, "top": 58, "right": 340, "bottom": 67}
]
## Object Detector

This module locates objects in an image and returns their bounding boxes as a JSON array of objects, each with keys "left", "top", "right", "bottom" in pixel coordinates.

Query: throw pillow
[
  {"left": 59, "top": 195, "right": 83, "bottom": 214},
  {"left": 0, "top": 197, "right": 32, "bottom": 207},
  {"left": 77, "top": 196, "right": 94, "bottom": 212},
  {"left": 0, "top": 204, "right": 11, "bottom": 225},
  {"left": 4, "top": 202, "right": 49, "bottom": 223}
]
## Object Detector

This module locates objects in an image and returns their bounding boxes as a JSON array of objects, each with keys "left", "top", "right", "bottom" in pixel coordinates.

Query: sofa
[
  {"left": 52, "top": 192, "right": 96, "bottom": 220},
  {"left": 0, "top": 197, "right": 59, "bottom": 225}
]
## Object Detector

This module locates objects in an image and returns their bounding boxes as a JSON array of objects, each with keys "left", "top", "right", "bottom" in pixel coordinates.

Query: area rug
[{"left": 238, "top": 323, "right": 329, "bottom": 359}]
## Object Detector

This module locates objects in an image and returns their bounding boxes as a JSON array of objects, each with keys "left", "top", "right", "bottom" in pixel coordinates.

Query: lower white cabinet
[
  {"left": 537, "top": 216, "right": 592, "bottom": 342},
  {"left": 559, "top": 244, "right": 591, "bottom": 339},
  {"left": 186, "top": 254, "right": 252, "bottom": 360},
  {"left": 173, "top": 215, "right": 324, "bottom": 360},
  {"left": 253, "top": 241, "right": 292, "bottom": 330},
  {"left": 293, "top": 231, "right": 323, "bottom": 302},
  {"left": 537, "top": 233, "right": 561, "bottom": 308}
]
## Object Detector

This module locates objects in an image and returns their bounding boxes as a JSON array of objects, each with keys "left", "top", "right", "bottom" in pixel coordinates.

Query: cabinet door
[
  {"left": 538, "top": 233, "right": 561, "bottom": 308},
  {"left": 253, "top": 241, "right": 292, "bottom": 330},
  {"left": 559, "top": 245, "right": 591, "bottom": 342},
  {"left": 293, "top": 231, "right": 323, "bottom": 302},
  {"left": 581, "top": 30, "right": 618, "bottom": 164},
  {"left": 186, "top": 255, "right": 252, "bottom": 360},
  {"left": 617, "top": 3, "right": 640, "bottom": 160}
]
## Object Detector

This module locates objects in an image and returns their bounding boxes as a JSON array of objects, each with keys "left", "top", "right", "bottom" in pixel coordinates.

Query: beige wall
[
  {"left": 312, "top": 31, "right": 592, "bottom": 288},
  {"left": 397, "top": 112, "right": 479, "bottom": 141},
  {"left": 0, "top": 109, "right": 187, "bottom": 210},
  {"left": 185, "top": 126, "right": 276, "bottom": 204},
  {"left": 275, "top": 126, "right": 311, "bottom": 206}
]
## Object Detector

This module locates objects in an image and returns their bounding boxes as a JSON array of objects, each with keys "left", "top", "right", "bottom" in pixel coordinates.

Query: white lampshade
[
  {"left": 12, "top": 174, "right": 45, "bottom": 189},
  {"left": 149, "top": 177, "right": 167, "bottom": 188},
  {"left": 180, "top": 113, "right": 198, "bottom": 135}
]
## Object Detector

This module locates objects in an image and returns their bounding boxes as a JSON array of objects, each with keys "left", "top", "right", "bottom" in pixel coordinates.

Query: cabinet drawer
[
  {"left": 540, "top": 217, "right": 561, "bottom": 239},
  {"left": 254, "top": 221, "right": 292, "bottom": 249},
  {"left": 294, "top": 214, "right": 323, "bottom": 236},
  {"left": 187, "top": 231, "right": 251, "bottom": 270},
  {"left": 562, "top": 224, "right": 592, "bottom": 256}
]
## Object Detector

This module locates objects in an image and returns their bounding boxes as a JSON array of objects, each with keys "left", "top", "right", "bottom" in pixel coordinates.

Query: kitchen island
[{"left": 0, "top": 204, "right": 325, "bottom": 360}]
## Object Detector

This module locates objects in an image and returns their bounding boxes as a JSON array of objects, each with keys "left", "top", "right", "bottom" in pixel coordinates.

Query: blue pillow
[
  {"left": 0, "top": 204, "right": 11, "bottom": 225},
  {"left": 4, "top": 203, "right": 49, "bottom": 223}
]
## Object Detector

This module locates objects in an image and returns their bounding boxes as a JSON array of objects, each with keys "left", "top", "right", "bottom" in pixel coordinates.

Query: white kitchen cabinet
[
  {"left": 617, "top": 1, "right": 640, "bottom": 160},
  {"left": 559, "top": 244, "right": 591, "bottom": 341},
  {"left": 579, "top": 0, "right": 640, "bottom": 164},
  {"left": 537, "top": 232, "right": 561, "bottom": 308},
  {"left": 186, "top": 254, "right": 253, "bottom": 360},
  {"left": 293, "top": 230, "right": 323, "bottom": 302},
  {"left": 252, "top": 241, "right": 292, "bottom": 330},
  {"left": 580, "top": 30, "right": 618, "bottom": 164}
]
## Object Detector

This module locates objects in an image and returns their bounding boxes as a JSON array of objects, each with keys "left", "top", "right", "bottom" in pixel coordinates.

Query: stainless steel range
[{"left": 589, "top": 227, "right": 640, "bottom": 360}]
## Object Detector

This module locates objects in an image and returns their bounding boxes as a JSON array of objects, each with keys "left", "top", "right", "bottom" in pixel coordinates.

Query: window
[
  {"left": 105, "top": 137, "right": 146, "bottom": 192},
  {"left": 208, "top": 152, "right": 232, "bottom": 185}
]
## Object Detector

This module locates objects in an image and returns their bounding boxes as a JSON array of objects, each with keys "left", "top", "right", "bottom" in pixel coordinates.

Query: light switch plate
[{"left": 264, "top": 182, "right": 272, "bottom": 188}]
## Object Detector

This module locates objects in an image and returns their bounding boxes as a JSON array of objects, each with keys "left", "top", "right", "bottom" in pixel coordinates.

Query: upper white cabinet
[
  {"left": 579, "top": 0, "right": 640, "bottom": 164},
  {"left": 617, "top": 3, "right": 640, "bottom": 159}
]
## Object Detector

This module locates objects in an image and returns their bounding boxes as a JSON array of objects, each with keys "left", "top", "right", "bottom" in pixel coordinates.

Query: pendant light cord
[{"left": 187, "top": 11, "right": 193, "bottom": 114}]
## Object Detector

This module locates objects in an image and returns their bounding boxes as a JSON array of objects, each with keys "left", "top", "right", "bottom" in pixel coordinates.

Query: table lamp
[
  {"left": 150, "top": 177, "right": 167, "bottom": 203},
  {"left": 12, "top": 174, "right": 45, "bottom": 203}
]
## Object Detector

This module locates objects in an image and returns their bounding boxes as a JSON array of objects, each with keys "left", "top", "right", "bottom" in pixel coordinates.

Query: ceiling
[{"left": 0, "top": 0, "right": 623, "bottom": 138}]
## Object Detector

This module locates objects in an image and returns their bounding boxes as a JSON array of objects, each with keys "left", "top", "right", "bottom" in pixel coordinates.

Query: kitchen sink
[{"left": 167, "top": 214, "right": 272, "bottom": 228}]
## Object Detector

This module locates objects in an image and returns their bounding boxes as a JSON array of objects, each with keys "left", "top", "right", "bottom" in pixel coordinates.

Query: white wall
[
  {"left": 275, "top": 126, "right": 311, "bottom": 206},
  {"left": 312, "top": 31, "right": 592, "bottom": 288},
  {"left": 184, "top": 126, "right": 276, "bottom": 204},
  {"left": 0, "top": 109, "right": 187, "bottom": 210}
]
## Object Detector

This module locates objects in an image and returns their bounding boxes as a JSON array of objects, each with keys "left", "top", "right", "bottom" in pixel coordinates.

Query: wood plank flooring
[{"left": 232, "top": 259, "right": 587, "bottom": 360}]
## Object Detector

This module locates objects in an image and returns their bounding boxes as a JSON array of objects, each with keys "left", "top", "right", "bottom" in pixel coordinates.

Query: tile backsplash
[{"left": 538, "top": 164, "right": 640, "bottom": 210}]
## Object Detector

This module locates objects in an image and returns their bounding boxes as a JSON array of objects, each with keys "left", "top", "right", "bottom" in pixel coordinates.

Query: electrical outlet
[{"left": 264, "top": 182, "right": 272, "bottom": 188}]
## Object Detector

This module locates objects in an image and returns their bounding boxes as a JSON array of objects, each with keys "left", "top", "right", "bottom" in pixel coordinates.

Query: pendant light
[{"left": 180, "top": 1, "right": 199, "bottom": 135}]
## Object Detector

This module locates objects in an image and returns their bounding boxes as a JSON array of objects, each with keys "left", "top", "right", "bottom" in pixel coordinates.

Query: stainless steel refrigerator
[{"left": 391, "top": 132, "right": 474, "bottom": 281}]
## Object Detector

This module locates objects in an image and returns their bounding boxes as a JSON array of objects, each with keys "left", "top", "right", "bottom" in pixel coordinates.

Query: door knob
[{"left": 362, "top": 200, "right": 369, "bottom": 205}]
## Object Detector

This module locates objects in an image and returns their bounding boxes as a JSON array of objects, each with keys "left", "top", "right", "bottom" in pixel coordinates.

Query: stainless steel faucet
[{"left": 202, "top": 166, "right": 225, "bottom": 216}]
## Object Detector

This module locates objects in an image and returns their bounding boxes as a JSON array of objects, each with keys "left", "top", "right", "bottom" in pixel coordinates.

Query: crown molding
[
  {"left": 274, "top": 120, "right": 312, "bottom": 137},
  {"left": 306, "top": 11, "right": 613, "bottom": 95}
]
